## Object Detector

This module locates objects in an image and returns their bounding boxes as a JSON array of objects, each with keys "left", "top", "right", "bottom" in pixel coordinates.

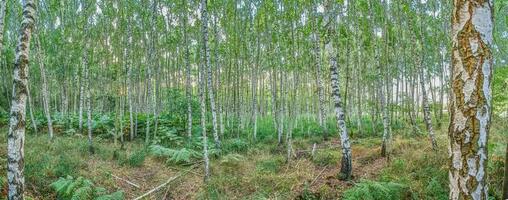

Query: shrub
[
  {"left": 126, "top": 149, "right": 147, "bottom": 167},
  {"left": 342, "top": 180, "right": 410, "bottom": 200}
]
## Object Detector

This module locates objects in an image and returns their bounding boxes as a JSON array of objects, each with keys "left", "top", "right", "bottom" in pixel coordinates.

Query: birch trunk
[
  {"left": 183, "top": 3, "right": 192, "bottom": 138},
  {"left": 0, "top": 0, "right": 6, "bottom": 60},
  {"left": 329, "top": 44, "right": 352, "bottom": 180},
  {"left": 418, "top": 66, "right": 437, "bottom": 150},
  {"left": 126, "top": 23, "right": 134, "bottom": 141},
  {"left": 201, "top": 0, "right": 220, "bottom": 149},
  {"left": 145, "top": 0, "right": 157, "bottom": 144},
  {"left": 35, "top": 36, "right": 54, "bottom": 140},
  {"left": 313, "top": 23, "right": 327, "bottom": 140},
  {"left": 200, "top": 0, "right": 211, "bottom": 181},
  {"left": 252, "top": 39, "right": 259, "bottom": 142},
  {"left": 376, "top": 43, "right": 390, "bottom": 157},
  {"left": 7, "top": 0, "right": 35, "bottom": 198},
  {"left": 449, "top": 0, "right": 493, "bottom": 199}
]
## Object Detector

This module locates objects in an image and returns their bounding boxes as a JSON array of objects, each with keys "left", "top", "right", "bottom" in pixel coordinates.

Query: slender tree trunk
[
  {"left": 503, "top": 143, "right": 508, "bottom": 200},
  {"left": 126, "top": 24, "right": 134, "bottom": 141},
  {"left": 200, "top": 0, "right": 211, "bottom": 182},
  {"left": 379, "top": 71, "right": 390, "bottom": 158},
  {"left": 27, "top": 83, "right": 37, "bottom": 134},
  {"left": 35, "top": 36, "right": 54, "bottom": 140},
  {"left": 252, "top": 38, "right": 259, "bottom": 142},
  {"left": 78, "top": 62, "right": 85, "bottom": 134},
  {"left": 329, "top": 43, "right": 352, "bottom": 180},
  {"left": 7, "top": 1, "right": 36, "bottom": 199},
  {"left": 84, "top": 47, "right": 94, "bottom": 154},
  {"left": 145, "top": 0, "right": 157, "bottom": 145},
  {"left": 313, "top": 18, "right": 327, "bottom": 140},
  {"left": 449, "top": 0, "right": 493, "bottom": 199},
  {"left": 418, "top": 66, "right": 437, "bottom": 150},
  {"left": 183, "top": 2, "right": 192, "bottom": 139},
  {"left": 201, "top": 0, "right": 220, "bottom": 149}
]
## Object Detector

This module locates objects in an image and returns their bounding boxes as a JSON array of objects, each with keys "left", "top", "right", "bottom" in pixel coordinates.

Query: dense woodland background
[{"left": 0, "top": 0, "right": 507, "bottom": 199}]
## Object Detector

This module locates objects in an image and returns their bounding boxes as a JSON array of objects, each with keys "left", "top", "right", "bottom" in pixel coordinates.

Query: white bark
[
  {"left": 200, "top": 0, "right": 210, "bottom": 181},
  {"left": 449, "top": 1, "right": 493, "bottom": 199},
  {"left": 8, "top": 0, "right": 35, "bottom": 199},
  {"left": 201, "top": 1, "right": 221, "bottom": 149},
  {"left": 35, "top": 36, "right": 54, "bottom": 140}
]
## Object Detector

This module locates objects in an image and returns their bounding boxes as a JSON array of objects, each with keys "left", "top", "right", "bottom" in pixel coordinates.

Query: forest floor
[{"left": 0, "top": 117, "right": 506, "bottom": 199}]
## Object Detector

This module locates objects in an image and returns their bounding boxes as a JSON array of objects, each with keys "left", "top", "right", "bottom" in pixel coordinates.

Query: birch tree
[
  {"left": 201, "top": 0, "right": 221, "bottom": 149},
  {"left": 35, "top": 35, "right": 54, "bottom": 140},
  {"left": 200, "top": 0, "right": 211, "bottom": 181},
  {"left": 449, "top": 0, "right": 493, "bottom": 199},
  {"left": 7, "top": 0, "right": 36, "bottom": 199},
  {"left": 325, "top": 1, "right": 352, "bottom": 180}
]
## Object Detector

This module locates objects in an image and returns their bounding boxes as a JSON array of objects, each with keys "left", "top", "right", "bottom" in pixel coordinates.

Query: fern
[
  {"left": 95, "top": 191, "right": 125, "bottom": 200},
  {"left": 50, "top": 176, "right": 124, "bottom": 200},
  {"left": 149, "top": 145, "right": 201, "bottom": 164},
  {"left": 342, "top": 180, "right": 410, "bottom": 200}
]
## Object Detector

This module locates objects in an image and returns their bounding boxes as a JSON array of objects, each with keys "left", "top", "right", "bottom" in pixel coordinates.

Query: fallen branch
[
  {"left": 310, "top": 167, "right": 327, "bottom": 186},
  {"left": 110, "top": 174, "right": 140, "bottom": 189},
  {"left": 133, "top": 165, "right": 198, "bottom": 200}
]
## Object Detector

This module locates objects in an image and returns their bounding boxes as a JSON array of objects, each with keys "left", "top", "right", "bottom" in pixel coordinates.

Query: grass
[{"left": 0, "top": 115, "right": 506, "bottom": 199}]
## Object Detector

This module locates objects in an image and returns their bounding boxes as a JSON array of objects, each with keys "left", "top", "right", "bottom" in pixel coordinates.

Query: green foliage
[
  {"left": 312, "top": 150, "right": 341, "bottom": 167},
  {"left": 492, "top": 66, "right": 508, "bottom": 113},
  {"left": 0, "top": 109, "right": 8, "bottom": 126},
  {"left": 292, "top": 117, "right": 323, "bottom": 138},
  {"left": 379, "top": 139, "right": 448, "bottom": 199},
  {"left": 149, "top": 145, "right": 201, "bottom": 164},
  {"left": 342, "top": 180, "right": 410, "bottom": 200},
  {"left": 222, "top": 139, "right": 249, "bottom": 154},
  {"left": 124, "top": 149, "right": 147, "bottom": 167},
  {"left": 50, "top": 176, "right": 124, "bottom": 200}
]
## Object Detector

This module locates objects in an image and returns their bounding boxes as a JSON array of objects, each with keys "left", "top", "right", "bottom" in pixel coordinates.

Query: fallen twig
[
  {"left": 133, "top": 164, "right": 198, "bottom": 200},
  {"left": 310, "top": 167, "right": 327, "bottom": 186},
  {"left": 110, "top": 174, "right": 140, "bottom": 189}
]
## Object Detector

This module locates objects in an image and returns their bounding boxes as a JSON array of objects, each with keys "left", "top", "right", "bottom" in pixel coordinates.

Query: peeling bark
[
  {"left": 7, "top": 0, "right": 36, "bottom": 199},
  {"left": 449, "top": 0, "right": 493, "bottom": 199}
]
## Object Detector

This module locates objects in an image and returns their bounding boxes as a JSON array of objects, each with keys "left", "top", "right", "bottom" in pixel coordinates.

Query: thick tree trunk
[
  {"left": 449, "top": 1, "right": 493, "bottom": 199},
  {"left": 7, "top": 1, "right": 36, "bottom": 199}
]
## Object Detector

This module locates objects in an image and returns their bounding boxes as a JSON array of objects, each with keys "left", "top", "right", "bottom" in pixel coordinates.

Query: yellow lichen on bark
[{"left": 449, "top": 0, "right": 493, "bottom": 199}]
